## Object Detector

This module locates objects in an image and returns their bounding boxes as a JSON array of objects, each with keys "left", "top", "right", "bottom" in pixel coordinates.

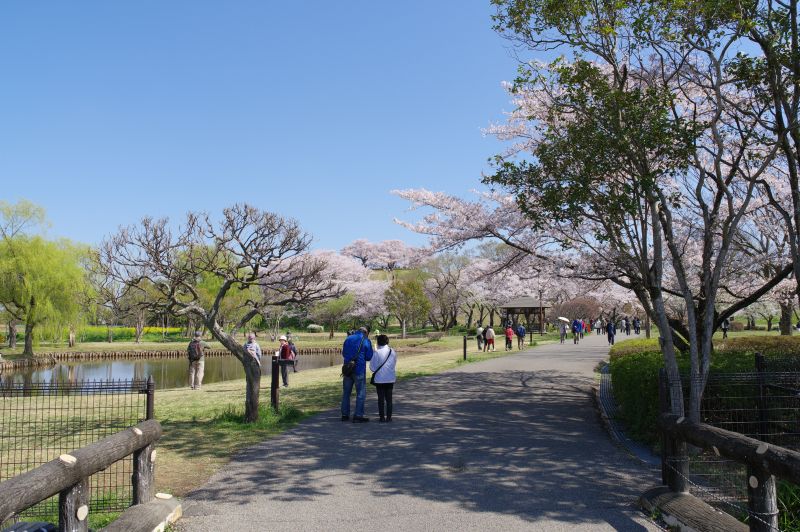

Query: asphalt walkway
[{"left": 179, "top": 332, "right": 661, "bottom": 531}]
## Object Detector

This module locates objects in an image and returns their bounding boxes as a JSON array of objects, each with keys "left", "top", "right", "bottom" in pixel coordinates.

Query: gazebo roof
[{"left": 499, "top": 295, "right": 550, "bottom": 312}]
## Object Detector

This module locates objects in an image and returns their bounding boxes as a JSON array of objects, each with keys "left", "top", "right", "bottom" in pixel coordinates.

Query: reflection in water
[{"left": 0, "top": 354, "right": 339, "bottom": 390}]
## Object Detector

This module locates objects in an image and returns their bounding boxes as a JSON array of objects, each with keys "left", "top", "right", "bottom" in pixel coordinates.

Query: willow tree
[
  {"left": 99, "top": 204, "right": 338, "bottom": 422},
  {"left": 0, "top": 200, "right": 88, "bottom": 355}
]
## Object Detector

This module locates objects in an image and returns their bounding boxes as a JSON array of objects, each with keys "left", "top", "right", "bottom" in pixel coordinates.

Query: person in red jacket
[
  {"left": 504, "top": 325, "right": 514, "bottom": 351},
  {"left": 278, "top": 335, "right": 293, "bottom": 387}
]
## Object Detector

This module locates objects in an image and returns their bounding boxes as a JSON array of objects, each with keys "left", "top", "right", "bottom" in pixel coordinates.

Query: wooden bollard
[{"left": 271, "top": 355, "right": 280, "bottom": 412}]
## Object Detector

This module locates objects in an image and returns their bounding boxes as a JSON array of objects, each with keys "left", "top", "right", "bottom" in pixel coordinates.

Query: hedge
[{"left": 609, "top": 335, "right": 800, "bottom": 445}]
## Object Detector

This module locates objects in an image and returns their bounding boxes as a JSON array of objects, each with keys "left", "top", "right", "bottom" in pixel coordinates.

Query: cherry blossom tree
[{"left": 100, "top": 204, "right": 339, "bottom": 422}]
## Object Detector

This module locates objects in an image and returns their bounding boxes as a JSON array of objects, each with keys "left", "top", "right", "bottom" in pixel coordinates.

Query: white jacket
[{"left": 369, "top": 345, "right": 397, "bottom": 384}]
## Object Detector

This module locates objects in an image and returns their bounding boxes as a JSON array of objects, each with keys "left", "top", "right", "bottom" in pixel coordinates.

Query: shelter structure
[{"left": 499, "top": 295, "right": 550, "bottom": 337}]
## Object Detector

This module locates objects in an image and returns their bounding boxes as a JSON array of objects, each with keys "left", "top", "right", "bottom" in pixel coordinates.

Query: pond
[{"left": 0, "top": 352, "right": 341, "bottom": 390}]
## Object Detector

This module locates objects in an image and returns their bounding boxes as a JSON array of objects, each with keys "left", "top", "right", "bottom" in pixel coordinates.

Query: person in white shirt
[{"left": 369, "top": 334, "right": 397, "bottom": 422}]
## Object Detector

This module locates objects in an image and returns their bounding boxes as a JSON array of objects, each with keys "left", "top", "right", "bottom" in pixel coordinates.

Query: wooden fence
[{"left": 0, "top": 419, "right": 162, "bottom": 531}]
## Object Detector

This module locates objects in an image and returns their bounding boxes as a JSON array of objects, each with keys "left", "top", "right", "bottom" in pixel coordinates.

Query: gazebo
[{"left": 499, "top": 295, "right": 550, "bottom": 337}]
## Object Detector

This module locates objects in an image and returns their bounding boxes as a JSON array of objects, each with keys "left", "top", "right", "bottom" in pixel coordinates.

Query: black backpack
[{"left": 188, "top": 341, "right": 204, "bottom": 362}]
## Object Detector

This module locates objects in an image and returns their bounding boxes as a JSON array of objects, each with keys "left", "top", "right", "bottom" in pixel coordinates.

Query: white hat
[{"left": 279, "top": 335, "right": 287, "bottom": 341}]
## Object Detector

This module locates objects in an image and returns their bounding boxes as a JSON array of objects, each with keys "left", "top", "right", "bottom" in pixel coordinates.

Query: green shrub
[
  {"left": 610, "top": 350, "right": 664, "bottom": 443},
  {"left": 609, "top": 335, "right": 800, "bottom": 445}
]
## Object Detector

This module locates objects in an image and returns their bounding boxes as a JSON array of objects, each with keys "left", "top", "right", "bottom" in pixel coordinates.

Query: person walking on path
[
  {"left": 571, "top": 318, "right": 581, "bottom": 345},
  {"left": 278, "top": 335, "right": 293, "bottom": 387},
  {"left": 476, "top": 324, "right": 484, "bottom": 351},
  {"left": 341, "top": 326, "right": 374, "bottom": 422},
  {"left": 721, "top": 318, "right": 730, "bottom": 339},
  {"left": 504, "top": 325, "right": 514, "bottom": 351},
  {"left": 606, "top": 320, "right": 617, "bottom": 346},
  {"left": 484, "top": 325, "right": 496, "bottom": 352},
  {"left": 560, "top": 322, "right": 567, "bottom": 344},
  {"left": 515, "top": 323, "right": 526, "bottom": 349},
  {"left": 187, "top": 331, "right": 210, "bottom": 390},
  {"left": 369, "top": 334, "right": 397, "bottom": 422}
]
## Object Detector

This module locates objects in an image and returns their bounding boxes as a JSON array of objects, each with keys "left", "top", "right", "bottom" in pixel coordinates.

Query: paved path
[{"left": 179, "top": 333, "right": 661, "bottom": 531}]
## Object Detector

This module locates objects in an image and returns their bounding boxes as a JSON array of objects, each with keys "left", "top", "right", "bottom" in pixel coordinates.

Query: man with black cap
[{"left": 340, "top": 325, "right": 374, "bottom": 422}]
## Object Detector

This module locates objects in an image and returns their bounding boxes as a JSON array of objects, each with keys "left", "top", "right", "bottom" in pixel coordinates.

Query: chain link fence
[{"left": 0, "top": 378, "right": 153, "bottom": 526}]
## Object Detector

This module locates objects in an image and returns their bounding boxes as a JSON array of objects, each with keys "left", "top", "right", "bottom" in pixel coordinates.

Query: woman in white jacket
[{"left": 370, "top": 334, "right": 397, "bottom": 422}]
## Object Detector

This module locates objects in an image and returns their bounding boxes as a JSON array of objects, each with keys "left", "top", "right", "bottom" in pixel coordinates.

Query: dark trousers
[
  {"left": 281, "top": 363, "right": 289, "bottom": 386},
  {"left": 376, "top": 382, "right": 394, "bottom": 420},
  {"left": 608, "top": 333, "right": 615, "bottom": 345}
]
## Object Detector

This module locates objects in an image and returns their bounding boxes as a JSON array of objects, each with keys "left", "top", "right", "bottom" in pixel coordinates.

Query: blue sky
[{"left": 1, "top": 1, "right": 522, "bottom": 250}]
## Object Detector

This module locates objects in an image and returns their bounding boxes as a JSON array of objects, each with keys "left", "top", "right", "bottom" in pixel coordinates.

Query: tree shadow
[{"left": 180, "top": 370, "right": 658, "bottom": 530}]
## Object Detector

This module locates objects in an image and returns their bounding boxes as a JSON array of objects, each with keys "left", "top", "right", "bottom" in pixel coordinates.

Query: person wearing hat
[
  {"left": 340, "top": 326, "right": 374, "bottom": 422},
  {"left": 187, "top": 331, "right": 211, "bottom": 390},
  {"left": 278, "top": 335, "right": 293, "bottom": 387}
]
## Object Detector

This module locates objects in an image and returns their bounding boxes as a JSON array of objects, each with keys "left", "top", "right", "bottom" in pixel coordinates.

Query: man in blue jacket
[{"left": 341, "top": 326, "right": 374, "bottom": 423}]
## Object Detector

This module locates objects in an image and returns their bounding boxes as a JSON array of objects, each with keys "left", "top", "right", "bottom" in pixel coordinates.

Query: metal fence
[
  {"left": 0, "top": 377, "right": 154, "bottom": 525},
  {"left": 661, "top": 357, "right": 800, "bottom": 522}
]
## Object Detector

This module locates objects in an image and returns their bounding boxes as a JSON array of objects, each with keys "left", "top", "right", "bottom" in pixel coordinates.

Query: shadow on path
[{"left": 180, "top": 362, "right": 659, "bottom": 531}]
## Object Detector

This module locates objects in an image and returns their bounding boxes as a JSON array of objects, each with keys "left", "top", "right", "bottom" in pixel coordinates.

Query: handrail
[
  {"left": 0, "top": 419, "right": 162, "bottom": 528},
  {"left": 660, "top": 414, "right": 800, "bottom": 485}
]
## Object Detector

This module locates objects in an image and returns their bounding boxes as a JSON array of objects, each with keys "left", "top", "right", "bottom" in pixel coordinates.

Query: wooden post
[
  {"left": 747, "top": 465, "right": 778, "bottom": 532},
  {"left": 463, "top": 335, "right": 467, "bottom": 361},
  {"left": 59, "top": 477, "right": 89, "bottom": 532},
  {"left": 145, "top": 375, "right": 155, "bottom": 420},
  {"left": 271, "top": 355, "right": 279, "bottom": 412},
  {"left": 658, "top": 368, "right": 670, "bottom": 486},
  {"left": 132, "top": 442, "right": 155, "bottom": 505},
  {"left": 755, "top": 352, "right": 769, "bottom": 442}
]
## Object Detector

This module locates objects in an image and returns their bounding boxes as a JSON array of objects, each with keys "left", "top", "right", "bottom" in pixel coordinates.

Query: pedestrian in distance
[
  {"left": 341, "top": 326, "right": 374, "bottom": 423},
  {"left": 625, "top": 318, "right": 631, "bottom": 336},
  {"left": 244, "top": 332, "right": 262, "bottom": 366},
  {"left": 606, "top": 320, "right": 616, "bottom": 346},
  {"left": 288, "top": 338, "right": 299, "bottom": 372},
  {"left": 369, "top": 334, "right": 396, "bottom": 422},
  {"left": 721, "top": 318, "right": 730, "bottom": 339},
  {"left": 516, "top": 323, "right": 526, "bottom": 349},
  {"left": 571, "top": 318, "right": 581, "bottom": 344},
  {"left": 560, "top": 322, "right": 567, "bottom": 344},
  {"left": 278, "top": 335, "right": 293, "bottom": 387},
  {"left": 187, "top": 331, "right": 211, "bottom": 390},
  {"left": 504, "top": 325, "right": 514, "bottom": 351},
  {"left": 476, "top": 324, "right": 484, "bottom": 351},
  {"left": 484, "top": 325, "right": 496, "bottom": 352}
]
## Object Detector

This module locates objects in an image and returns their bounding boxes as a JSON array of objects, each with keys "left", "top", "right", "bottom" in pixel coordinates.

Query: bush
[
  {"left": 305, "top": 324, "right": 324, "bottom": 333},
  {"left": 609, "top": 335, "right": 800, "bottom": 444},
  {"left": 730, "top": 321, "right": 745, "bottom": 331},
  {"left": 425, "top": 332, "right": 445, "bottom": 341}
]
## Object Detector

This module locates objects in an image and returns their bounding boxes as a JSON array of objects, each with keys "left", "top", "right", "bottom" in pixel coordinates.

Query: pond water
[{"left": 0, "top": 353, "right": 341, "bottom": 390}]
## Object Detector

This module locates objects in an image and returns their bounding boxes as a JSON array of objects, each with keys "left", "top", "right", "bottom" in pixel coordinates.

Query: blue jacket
[
  {"left": 341, "top": 331, "right": 373, "bottom": 375},
  {"left": 606, "top": 322, "right": 616, "bottom": 335},
  {"left": 571, "top": 319, "right": 581, "bottom": 333},
  {"left": 516, "top": 325, "right": 526, "bottom": 337}
]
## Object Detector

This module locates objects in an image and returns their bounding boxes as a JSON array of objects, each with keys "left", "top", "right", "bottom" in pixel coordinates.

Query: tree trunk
[
  {"left": 135, "top": 312, "right": 145, "bottom": 344},
  {"left": 107, "top": 325, "right": 113, "bottom": 343},
  {"left": 23, "top": 321, "right": 35, "bottom": 357},
  {"left": 8, "top": 321, "right": 17, "bottom": 348},
  {"left": 68, "top": 326, "right": 76, "bottom": 348},
  {"left": 780, "top": 302, "right": 794, "bottom": 336},
  {"left": 489, "top": 309, "right": 496, "bottom": 327},
  {"left": 243, "top": 356, "right": 262, "bottom": 423},
  {"left": 401, "top": 319, "right": 407, "bottom": 339},
  {"left": 767, "top": 316, "right": 774, "bottom": 331},
  {"left": 466, "top": 307, "right": 474, "bottom": 329},
  {"left": 645, "top": 315, "right": 651, "bottom": 339},
  {"left": 329, "top": 322, "right": 335, "bottom": 340}
]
